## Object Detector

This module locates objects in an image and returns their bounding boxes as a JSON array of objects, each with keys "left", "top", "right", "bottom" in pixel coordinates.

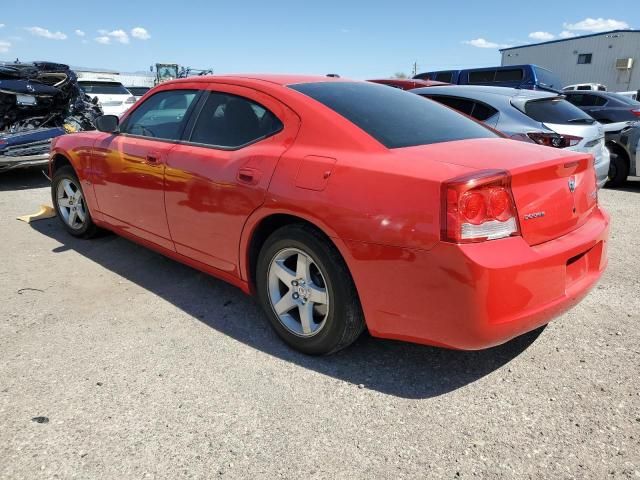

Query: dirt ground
[{"left": 1, "top": 169, "right": 638, "bottom": 479}]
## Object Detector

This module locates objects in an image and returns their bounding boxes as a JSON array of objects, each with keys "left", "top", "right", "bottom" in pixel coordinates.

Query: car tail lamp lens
[
  {"left": 125, "top": 96, "right": 136, "bottom": 104},
  {"left": 527, "top": 132, "right": 582, "bottom": 148},
  {"left": 442, "top": 170, "right": 520, "bottom": 243},
  {"left": 632, "top": 109, "right": 640, "bottom": 117}
]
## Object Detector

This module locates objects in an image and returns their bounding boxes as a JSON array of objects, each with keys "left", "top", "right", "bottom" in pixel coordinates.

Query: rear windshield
[
  {"left": 605, "top": 92, "right": 640, "bottom": 106},
  {"left": 524, "top": 97, "right": 594, "bottom": 125},
  {"left": 78, "top": 81, "right": 130, "bottom": 95},
  {"left": 289, "top": 82, "right": 496, "bottom": 148},
  {"left": 127, "top": 87, "right": 151, "bottom": 96}
]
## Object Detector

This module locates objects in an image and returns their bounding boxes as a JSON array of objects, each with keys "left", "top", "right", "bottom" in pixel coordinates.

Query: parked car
[
  {"left": 412, "top": 85, "right": 611, "bottom": 188},
  {"left": 602, "top": 121, "right": 640, "bottom": 186},
  {"left": 49, "top": 76, "right": 609, "bottom": 355},
  {"left": 564, "top": 83, "right": 607, "bottom": 92},
  {"left": 126, "top": 86, "right": 152, "bottom": 100},
  {"left": 564, "top": 91, "right": 640, "bottom": 124},
  {"left": 414, "top": 65, "right": 562, "bottom": 92},
  {"left": 367, "top": 78, "right": 447, "bottom": 90},
  {"left": 78, "top": 80, "right": 136, "bottom": 116}
]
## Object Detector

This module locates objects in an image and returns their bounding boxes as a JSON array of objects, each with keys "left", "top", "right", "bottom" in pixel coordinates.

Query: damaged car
[{"left": 0, "top": 61, "right": 101, "bottom": 172}]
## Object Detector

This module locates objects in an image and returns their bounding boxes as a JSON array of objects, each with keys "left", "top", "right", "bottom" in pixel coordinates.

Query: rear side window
[
  {"left": 121, "top": 89, "right": 198, "bottom": 140},
  {"left": 495, "top": 69, "right": 523, "bottom": 82},
  {"left": 434, "top": 71, "right": 455, "bottom": 83},
  {"left": 427, "top": 95, "right": 498, "bottom": 122},
  {"left": 468, "top": 70, "right": 495, "bottom": 83},
  {"left": 524, "top": 98, "right": 594, "bottom": 124},
  {"left": 289, "top": 82, "right": 496, "bottom": 148},
  {"left": 188, "top": 92, "right": 283, "bottom": 148}
]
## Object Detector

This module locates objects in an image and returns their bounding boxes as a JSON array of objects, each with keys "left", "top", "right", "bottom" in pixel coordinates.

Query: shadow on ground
[
  {"left": 29, "top": 217, "right": 544, "bottom": 399},
  {"left": 606, "top": 176, "right": 640, "bottom": 193},
  {"left": 0, "top": 168, "right": 49, "bottom": 192}
]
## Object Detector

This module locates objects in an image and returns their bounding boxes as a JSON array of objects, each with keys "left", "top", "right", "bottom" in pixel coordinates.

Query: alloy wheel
[
  {"left": 56, "top": 178, "right": 87, "bottom": 230},
  {"left": 267, "top": 248, "right": 329, "bottom": 337}
]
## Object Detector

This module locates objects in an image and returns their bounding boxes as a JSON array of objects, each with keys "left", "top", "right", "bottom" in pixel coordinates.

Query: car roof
[
  {"left": 411, "top": 84, "right": 558, "bottom": 99},
  {"left": 165, "top": 74, "right": 345, "bottom": 87}
]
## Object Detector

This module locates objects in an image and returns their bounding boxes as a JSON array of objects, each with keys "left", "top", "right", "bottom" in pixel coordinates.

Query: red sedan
[{"left": 49, "top": 75, "right": 609, "bottom": 355}]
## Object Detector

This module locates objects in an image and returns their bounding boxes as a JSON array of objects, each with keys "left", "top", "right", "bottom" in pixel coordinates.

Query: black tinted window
[
  {"left": 524, "top": 98, "right": 593, "bottom": 124},
  {"left": 290, "top": 82, "right": 496, "bottom": 148},
  {"left": 495, "top": 69, "right": 523, "bottom": 82},
  {"left": 566, "top": 94, "right": 603, "bottom": 107},
  {"left": 434, "top": 72, "right": 454, "bottom": 83},
  {"left": 122, "top": 90, "right": 198, "bottom": 140},
  {"left": 468, "top": 70, "right": 495, "bottom": 83},
  {"left": 471, "top": 102, "right": 498, "bottom": 121},
  {"left": 189, "top": 93, "right": 283, "bottom": 148},
  {"left": 413, "top": 73, "right": 430, "bottom": 80},
  {"left": 428, "top": 96, "right": 474, "bottom": 115},
  {"left": 577, "top": 54, "right": 592, "bottom": 64}
]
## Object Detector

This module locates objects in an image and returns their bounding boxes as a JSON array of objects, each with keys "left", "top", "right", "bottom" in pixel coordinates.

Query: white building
[{"left": 500, "top": 30, "right": 640, "bottom": 91}]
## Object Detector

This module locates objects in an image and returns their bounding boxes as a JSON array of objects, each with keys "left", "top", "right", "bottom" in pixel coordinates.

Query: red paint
[{"left": 50, "top": 74, "right": 609, "bottom": 350}]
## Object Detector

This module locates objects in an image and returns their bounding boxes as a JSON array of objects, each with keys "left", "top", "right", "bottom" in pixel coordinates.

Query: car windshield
[
  {"left": 78, "top": 81, "right": 130, "bottom": 95},
  {"left": 289, "top": 82, "right": 497, "bottom": 148},
  {"left": 524, "top": 97, "right": 594, "bottom": 125}
]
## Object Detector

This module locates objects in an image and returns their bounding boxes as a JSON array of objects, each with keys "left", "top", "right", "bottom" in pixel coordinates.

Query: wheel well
[
  {"left": 50, "top": 153, "right": 73, "bottom": 175},
  {"left": 246, "top": 214, "right": 336, "bottom": 291},
  {"left": 606, "top": 141, "right": 630, "bottom": 167}
]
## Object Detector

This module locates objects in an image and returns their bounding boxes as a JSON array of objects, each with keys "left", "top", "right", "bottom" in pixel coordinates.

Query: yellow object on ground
[{"left": 17, "top": 205, "right": 56, "bottom": 223}]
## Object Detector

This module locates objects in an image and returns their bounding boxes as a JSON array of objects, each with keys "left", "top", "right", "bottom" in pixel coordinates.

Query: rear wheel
[
  {"left": 606, "top": 151, "right": 629, "bottom": 188},
  {"left": 256, "top": 224, "right": 365, "bottom": 355},
  {"left": 51, "top": 165, "right": 98, "bottom": 238}
]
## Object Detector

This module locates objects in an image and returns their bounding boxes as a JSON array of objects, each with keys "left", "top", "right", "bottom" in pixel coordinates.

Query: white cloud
[
  {"left": 131, "top": 27, "right": 150, "bottom": 40},
  {"left": 26, "top": 26, "right": 67, "bottom": 40},
  {"left": 108, "top": 29, "right": 129, "bottom": 44},
  {"left": 95, "top": 35, "right": 110, "bottom": 44},
  {"left": 529, "top": 31, "right": 555, "bottom": 41},
  {"left": 558, "top": 30, "right": 576, "bottom": 39},
  {"left": 463, "top": 38, "right": 512, "bottom": 49},
  {"left": 563, "top": 17, "right": 629, "bottom": 32},
  {"left": 0, "top": 40, "right": 10, "bottom": 53},
  {"left": 75, "top": 29, "right": 85, "bottom": 37}
]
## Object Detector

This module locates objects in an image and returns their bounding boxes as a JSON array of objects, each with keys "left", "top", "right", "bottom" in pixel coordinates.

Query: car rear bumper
[{"left": 344, "top": 207, "right": 610, "bottom": 350}]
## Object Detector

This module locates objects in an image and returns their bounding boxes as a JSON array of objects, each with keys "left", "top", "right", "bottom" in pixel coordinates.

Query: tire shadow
[{"left": 29, "top": 217, "right": 544, "bottom": 399}]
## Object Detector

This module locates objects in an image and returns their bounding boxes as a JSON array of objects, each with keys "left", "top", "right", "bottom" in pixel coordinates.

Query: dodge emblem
[{"left": 568, "top": 177, "right": 576, "bottom": 193}]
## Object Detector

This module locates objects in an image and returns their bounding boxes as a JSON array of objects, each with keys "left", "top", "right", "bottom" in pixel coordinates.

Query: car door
[
  {"left": 163, "top": 85, "right": 300, "bottom": 275},
  {"left": 92, "top": 87, "right": 201, "bottom": 250}
]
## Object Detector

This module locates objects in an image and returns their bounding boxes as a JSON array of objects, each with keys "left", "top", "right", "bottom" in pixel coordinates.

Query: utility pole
[{"left": 412, "top": 61, "right": 418, "bottom": 77}]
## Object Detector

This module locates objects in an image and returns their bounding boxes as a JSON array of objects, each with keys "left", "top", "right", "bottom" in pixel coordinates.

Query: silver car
[{"left": 412, "top": 85, "right": 610, "bottom": 188}]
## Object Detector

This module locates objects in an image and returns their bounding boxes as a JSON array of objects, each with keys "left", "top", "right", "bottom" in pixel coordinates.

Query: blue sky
[{"left": 1, "top": 0, "right": 637, "bottom": 78}]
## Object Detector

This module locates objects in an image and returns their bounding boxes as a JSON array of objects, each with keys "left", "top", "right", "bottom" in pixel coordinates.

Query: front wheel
[
  {"left": 256, "top": 224, "right": 365, "bottom": 355},
  {"left": 605, "top": 152, "right": 628, "bottom": 188},
  {"left": 51, "top": 165, "right": 98, "bottom": 238}
]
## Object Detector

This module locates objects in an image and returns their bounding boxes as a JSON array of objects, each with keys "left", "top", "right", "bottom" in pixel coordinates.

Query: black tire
[
  {"left": 605, "top": 152, "right": 629, "bottom": 188},
  {"left": 51, "top": 165, "right": 98, "bottom": 238},
  {"left": 256, "top": 224, "right": 365, "bottom": 355}
]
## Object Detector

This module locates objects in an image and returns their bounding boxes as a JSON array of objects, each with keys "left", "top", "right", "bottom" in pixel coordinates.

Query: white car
[
  {"left": 564, "top": 83, "right": 607, "bottom": 92},
  {"left": 78, "top": 80, "right": 136, "bottom": 117}
]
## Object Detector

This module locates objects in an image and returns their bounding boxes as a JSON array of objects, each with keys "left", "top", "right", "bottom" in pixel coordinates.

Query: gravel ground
[{"left": 0, "top": 169, "right": 638, "bottom": 480}]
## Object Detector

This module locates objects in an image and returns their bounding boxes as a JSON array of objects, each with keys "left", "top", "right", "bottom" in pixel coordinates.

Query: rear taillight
[
  {"left": 527, "top": 132, "right": 582, "bottom": 148},
  {"left": 631, "top": 109, "right": 640, "bottom": 117},
  {"left": 441, "top": 170, "right": 520, "bottom": 243},
  {"left": 125, "top": 96, "right": 136, "bottom": 104}
]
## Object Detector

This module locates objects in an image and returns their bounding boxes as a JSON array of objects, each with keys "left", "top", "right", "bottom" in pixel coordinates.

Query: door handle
[
  {"left": 237, "top": 167, "right": 261, "bottom": 185},
  {"left": 146, "top": 151, "right": 160, "bottom": 164}
]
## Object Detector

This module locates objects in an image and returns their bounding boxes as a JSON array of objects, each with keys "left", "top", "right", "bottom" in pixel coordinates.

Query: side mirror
[{"left": 95, "top": 115, "right": 119, "bottom": 133}]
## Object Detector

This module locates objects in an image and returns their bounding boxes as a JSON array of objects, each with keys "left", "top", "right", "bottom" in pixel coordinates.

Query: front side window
[
  {"left": 289, "top": 82, "right": 496, "bottom": 149},
  {"left": 188, "top": 92, "right": 283, "bottom": 148},
  {"left": 577, "top": 54, "right": 592, "bottom": 64},
  {"left": 121, "top": 90, "right": 198, "bottom": 141}
]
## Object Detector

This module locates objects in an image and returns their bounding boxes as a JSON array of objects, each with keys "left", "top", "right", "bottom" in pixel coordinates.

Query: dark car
[
  {"left": 602, "top": 121, "right": 640, "bottom": 186},
  {"left": 564, "top": 91, "right": 640, "bottom": 124},
  {"left": 414, "top": 65, "right": 562, "bottom": 92}
]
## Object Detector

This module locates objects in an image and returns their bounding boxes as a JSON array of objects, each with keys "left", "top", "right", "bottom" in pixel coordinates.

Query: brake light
[
  {"left": 527, "top": 132, "right": 582, "bottom": 148},
  {"left": 632, "top": 109, "right": 640, "bottom": 117},
  {"left": 441, "top": 170, "right": 520, "bottom": 243}
]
